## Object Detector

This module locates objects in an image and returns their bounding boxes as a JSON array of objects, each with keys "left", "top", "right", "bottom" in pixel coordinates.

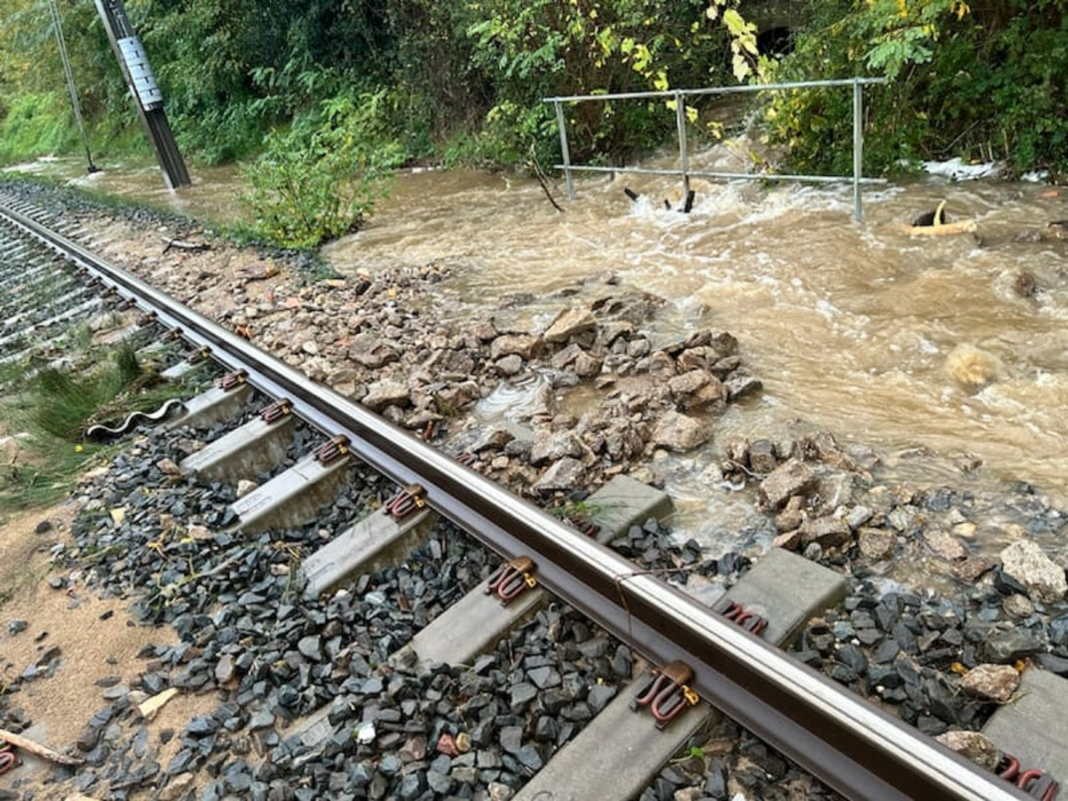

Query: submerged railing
[{"left": 545, "top": 77, "right": 887, "bottom": 221}]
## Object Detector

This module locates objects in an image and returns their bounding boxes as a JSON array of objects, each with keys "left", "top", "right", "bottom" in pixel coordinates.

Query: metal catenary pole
[
  {"left": 94, "top": 0, "right": 190, "bottom": 189},
  {"left": 46, "top": 0, "right": 98, "bottom": 174}
]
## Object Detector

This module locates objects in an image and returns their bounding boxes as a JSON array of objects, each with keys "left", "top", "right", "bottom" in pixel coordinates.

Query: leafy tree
[
  {"left": 459, "top": 0, "right": 744, "bottom": 166},
  {"left": 242, "top": 88, "right": 401, "bottom": 249},
  {"left": 764, "top": 0, "right": 1068, "bottom": 177}
]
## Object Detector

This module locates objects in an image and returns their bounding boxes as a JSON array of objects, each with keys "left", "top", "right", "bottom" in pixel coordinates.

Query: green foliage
[
  {"left": 0, "top": 92, "right": 77, "bottom": 164},
  {"left": 242, "top": 89, "right": 402, "bottom": 249},
  {"left": 0, "top": 343, "right": 184, "bottom": 512},
  {"left": 33, "top": 345, "right": 145, "bottom": 441},
  {"left": 0, "top": 0, "right": 758, "bottom": 177},
  {"left": 764, "top": 0, "right": 1068, "bottom": 177},
  {"left": 462, "top": 0, "right": 737, "bottom": 166}
]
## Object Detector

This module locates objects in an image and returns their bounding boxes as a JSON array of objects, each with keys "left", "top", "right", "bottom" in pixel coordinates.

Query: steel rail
[{"left": 0, "top": 198, "right": 1029, "bottom": 801}]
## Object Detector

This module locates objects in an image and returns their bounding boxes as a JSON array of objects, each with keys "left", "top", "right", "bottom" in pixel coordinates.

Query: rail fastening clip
[
  {"left": 630, "top": 660, "right": 700, "bottom": 729},
  {"left": 315, "top": 435, "right": 350, "bottom": 465},
  {"left": 260, "top": 398, "right": 292, "bottom": 424},
  {"left": 485, "top": 556, "right": 538, "bottom": 605},
  {"left": 386, "top": 484, "right": 427, "bottom": 519},
  {"left": 714, "top": 598, "right": 769, "bottom": 636},
  {"left": 219, "top": 370, "right": 248, "bottom": 391},
  {"left": 999, "top": 753, "right": 1060, "bottom": 801}
]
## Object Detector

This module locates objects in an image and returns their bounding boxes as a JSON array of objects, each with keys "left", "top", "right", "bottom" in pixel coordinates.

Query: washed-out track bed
[{"left": 0, "top": 191, "right": 1044, "bottom": 801}]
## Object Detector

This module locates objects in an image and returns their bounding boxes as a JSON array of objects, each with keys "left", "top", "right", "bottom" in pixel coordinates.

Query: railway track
[{"left": 0, "top": 191, "right": 1037, "bottom": 800}]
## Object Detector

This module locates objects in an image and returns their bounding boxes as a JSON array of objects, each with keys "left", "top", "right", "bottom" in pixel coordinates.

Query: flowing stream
[{"left": 12, "top": 145, "right": 1068, "bottom": 562}]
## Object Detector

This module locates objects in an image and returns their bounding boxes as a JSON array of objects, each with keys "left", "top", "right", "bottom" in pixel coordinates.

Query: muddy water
[
  {"left": 13, "top": 149, "right": 1068, "bottom": 558},
  {"left": 324, "top": 156, "right": 1068, "bottom": 541}
]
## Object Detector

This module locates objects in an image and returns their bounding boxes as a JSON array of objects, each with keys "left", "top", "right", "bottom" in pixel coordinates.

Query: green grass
[{"left": 0, "top": 342, "right": 191, "bottom": 513}]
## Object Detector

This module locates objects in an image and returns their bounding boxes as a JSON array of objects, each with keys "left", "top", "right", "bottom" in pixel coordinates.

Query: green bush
[
  {"left": 764, "top": 0, "right": 1068, "bottom": 178},
  {"left": 242, "top": 89, "right": 403, "bottom": 249},
  {"left": 0, "top": 92, "right": 75, "bottom": 164}
]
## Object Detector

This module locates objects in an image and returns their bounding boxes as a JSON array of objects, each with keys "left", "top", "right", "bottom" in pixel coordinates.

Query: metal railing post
[
  {"left": 675, "top": 91, "right": 690, "bottom": 197},
  {"left": 853, "top": 78, "right": 863, "bottom": 222},
  {"left": 544, "top": 77, "right": 886, "bottom": 216},
  {"left": 554, "top": 101, "right": 575, "bottom": 201}
]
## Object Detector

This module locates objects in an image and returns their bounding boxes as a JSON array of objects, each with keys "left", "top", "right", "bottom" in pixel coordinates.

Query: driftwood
[
  {"left": 527, "top": 149, "right": 564, "bottom": 213},
  {"left": 0, "top": 727, "right": 84, "bottom": 766},
  {"left": 161, "top": 236, "right": 211, "bottom": 254},
  {"left": 901, "top": 220, "right": 978, "bottom": 236}
]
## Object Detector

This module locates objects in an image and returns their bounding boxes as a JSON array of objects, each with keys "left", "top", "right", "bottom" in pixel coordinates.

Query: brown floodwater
[{"left": 11, "top": 147, "right": 1068, "bottom": 563}]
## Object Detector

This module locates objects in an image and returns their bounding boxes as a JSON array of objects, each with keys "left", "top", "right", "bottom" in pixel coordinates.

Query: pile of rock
[{"left": 451, "top": 315, "right": 761, "bottom": 500}]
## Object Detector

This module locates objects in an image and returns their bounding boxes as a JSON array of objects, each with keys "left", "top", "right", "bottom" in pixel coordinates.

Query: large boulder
[
  {"left": 999, "top": 540, "right": 1067, "bottom": 602},
  {"left": 651, "top": 411, "right": 711, "bottom": 452},
  {"left": 533, "top": 458, "right": 586, "bottom": 492},
  {"left": 758, "top": 458, "right": 818, "bottom": 511},
  {"left": 490, "top": 334, "right": 541, "bottom": 360},
  {"left": 362, "top": 379, "right": 410, "bottom": 410},
  {"left": 543, "top": 308, "right": 597, "bottom": 344}
]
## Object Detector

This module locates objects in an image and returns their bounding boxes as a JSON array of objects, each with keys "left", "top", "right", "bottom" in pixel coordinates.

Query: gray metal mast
[
  {"left": 93, "top": 0, "right": 190, "bottom": 188},
  {"left": 46, "top": 0, "right": 98, "bottom": 173}
]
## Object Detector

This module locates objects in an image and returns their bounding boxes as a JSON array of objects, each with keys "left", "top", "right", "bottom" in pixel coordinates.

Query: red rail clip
[
  {"left": 259, "top": 398, "right": 292, "bottom": 424},
  {"left": 186, "top": 346, "right": 211, "bottom": 364},
  {"left": 999, "top": 754, "right": 1060, "bottom": 801},
  {"left": 714, "top": 598, "right": 769, "bottom": 636},
  {"left": 631, "top": 661, "right": 700, "bottom": 729},
  {"left": 386, "top": 484, "right": 427, "bottom": 519},
  {"left": 315, "top": 435, "right": 350, "bottom": 465},
  {"left": 566, "top": 517, "right": 602, "bottom": 538},
  {"left": 0, "top": 740, "right": 16, "bottom": 776},
  {"left": 219, "top": 370, "right": 247, "bottom": 391},
  {"left": 485, "top": 556, "right": 538, "bottom": 605}
]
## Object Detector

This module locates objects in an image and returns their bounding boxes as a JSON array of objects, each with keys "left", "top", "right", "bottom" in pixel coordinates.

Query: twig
[
  {"left": 527, "top": 148, "right": 564, "bottom": 213},
  {"left": 0, "top": 727, "right": 83, "bottom": 766},
  {"left": 161, "top": 236, "right": 210, "bottom": 254}
]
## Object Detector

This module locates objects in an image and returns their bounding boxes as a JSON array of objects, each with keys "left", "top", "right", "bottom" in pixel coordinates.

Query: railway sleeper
[
  {"left": 390, "top": 474, "right": 674, "bottom": 674},
  {"left": 224, "top": 444, "right": 353, "bottom": 535},
  {"left": 164, "top": 382, "right": 253, "bottom": 431},
  {"left": 984, "top": 668, "right": 1068, "bottom": 798},
  {"left": 516, "top": 547, "right": 847, "bottom": 801},
  {"left": 179, "top": 402, "right": 298, "bottom": 484},
  {"left": 299, "top": 504, "right": 438, "bottom": 599}
]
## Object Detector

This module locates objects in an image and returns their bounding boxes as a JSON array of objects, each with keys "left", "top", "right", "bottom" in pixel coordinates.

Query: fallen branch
[
  {"left": 161, "top": 236, "right": 211, "bottom": 254},
  {"left": 527, "top": 148, "right": 564, "bottom": 213},
  {"left": 0, "top": 728, "right": 84, "bottom": 766}
]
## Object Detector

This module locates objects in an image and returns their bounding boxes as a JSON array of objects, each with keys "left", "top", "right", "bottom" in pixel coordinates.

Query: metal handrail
[{"left": 545, "top": 77, "right": 888, "bottom": 221}]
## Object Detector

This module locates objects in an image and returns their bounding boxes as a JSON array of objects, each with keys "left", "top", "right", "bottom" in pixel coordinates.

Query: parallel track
[{"left": 0, "top": 194, "right": 1028, "bottom": 801}]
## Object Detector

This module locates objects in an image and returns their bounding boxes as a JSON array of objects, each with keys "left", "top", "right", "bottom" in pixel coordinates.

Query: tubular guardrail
[{"left": 545, "top": 77, "right": 888, "bottom": 221}]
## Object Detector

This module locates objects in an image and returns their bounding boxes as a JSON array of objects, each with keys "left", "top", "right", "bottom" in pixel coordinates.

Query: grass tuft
[{"left": 0, "top": 343, "right": 189, "bottom": 513}]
